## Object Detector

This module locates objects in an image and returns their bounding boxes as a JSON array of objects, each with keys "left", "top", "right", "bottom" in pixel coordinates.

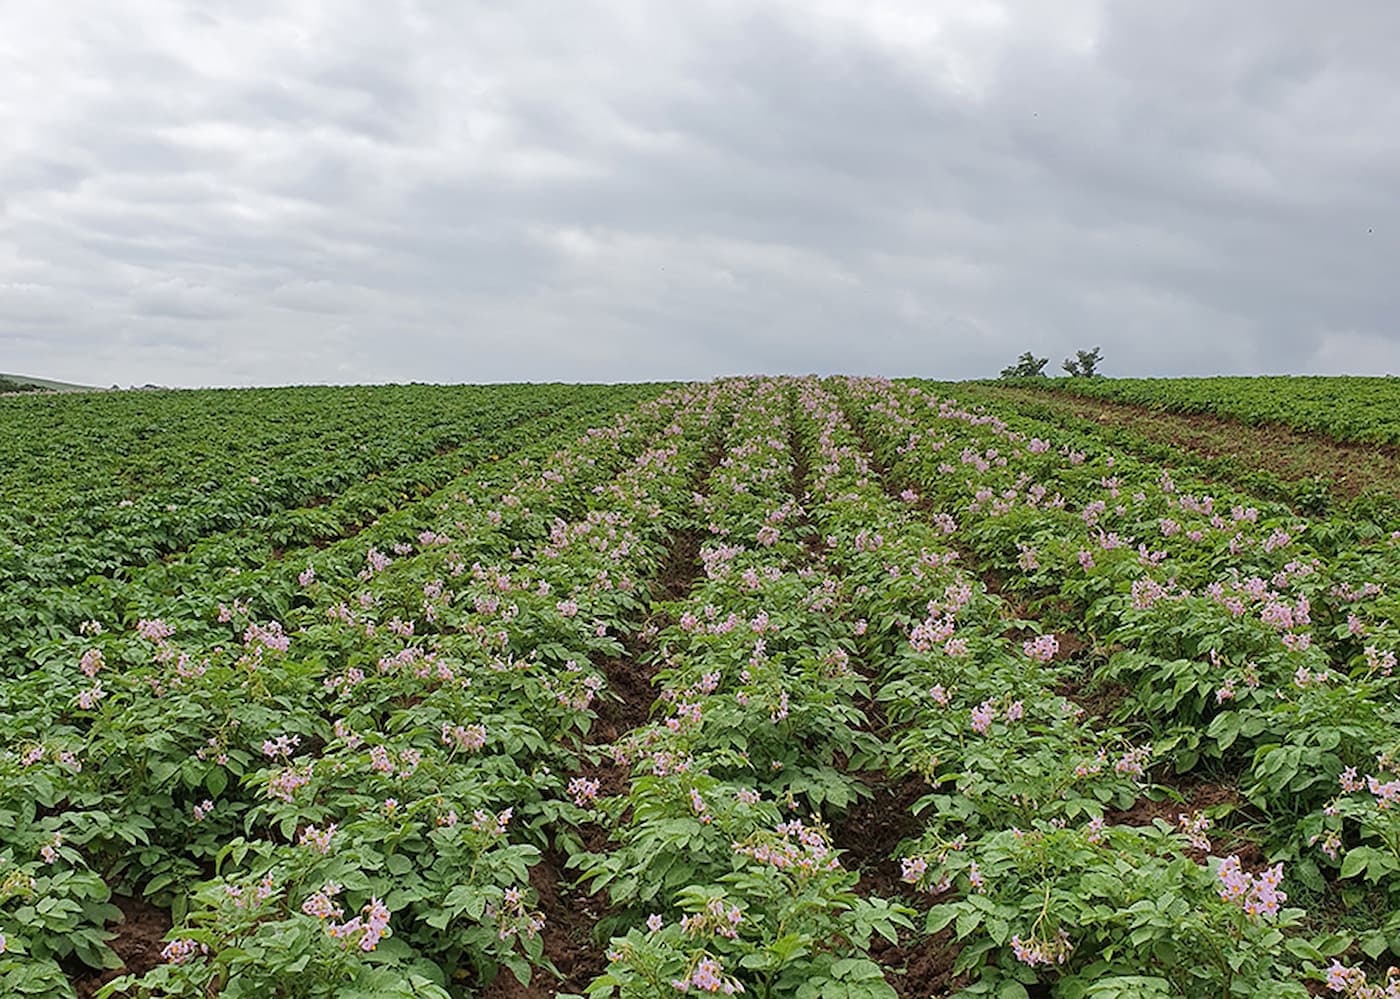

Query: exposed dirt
[
  {"left": 573, "top": 744, "right": 633, "bottom": 799},
  {"left": 785, "top": 394, "right": 830, "bottom": 567},
  {"left": 654, "top": 528, "right": 705, "bottom": 604},
  {"left": 1108, "top": 773, "right": 1243, "bottom": 826},
  {"left": 1053, "top": 630, "right": 1088, "bottom": 662},
  {"left": 588, "top": 655, "right": 659, "bottom": 742},
  {"left": 590, "top": 515, "right": 710, "bottom": 743},
  {"left": 477, "top": 851, "right": 611, "bottom": 999},
  {"left": 986, "top": 385, "right": 1400, "bottom": 502},
  {"left": 1055, "top": 677, "right": 1129, "bottom": 721},
  {"left": 1115, "top": 773, "right": 1272, "bottom": 866},
  {"left": 834, "top": 774, "right": 932, "bottom": 904},
  {"left": 870, "top": 927, "right": 966, "bottom": 998},
  {"left": 71, "top": 895, "right": 172, "bottom": 998},
  {"left": 789, "top": 403, "right": 810, "bottom": 504},
  {"left": 476, "top": 969, "right": 541, "bottom": 999}
]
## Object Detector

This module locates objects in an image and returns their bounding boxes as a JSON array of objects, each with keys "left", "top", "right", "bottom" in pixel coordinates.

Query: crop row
[
  {"left": 838, "top": 377, "right": 1399, "bottom": 992},
  {"left": 958, "top": 386, "right": 1342, "bottom": 515},
  {"left": 572, "top": 375, "right": 1395, "bottom": 997},
  {"left": 1, "top": 383, "right": 714, "bottom": 996},
  {"left": 0, "top": 384, "right": 658, "bottom": 592},
  {"left": 1006, "top": 376, "right": 1400, "bottom": 446},
  {"left": 2, "top": 388, "right": 659, "bottom": 676},
  {"left": 581, "top": 378, "right": 906, "bottom": 995}
]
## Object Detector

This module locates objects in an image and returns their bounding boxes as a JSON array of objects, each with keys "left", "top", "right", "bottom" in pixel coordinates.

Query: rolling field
[
  {"left": 0, "top": 374, "right": 96, "bottom": 394},
  {"left": 1, "top": 378, "right": 1397, "bottom": 999},
  {"left": 1006, "top": 376, "right": 1400, "bottom": 446}
]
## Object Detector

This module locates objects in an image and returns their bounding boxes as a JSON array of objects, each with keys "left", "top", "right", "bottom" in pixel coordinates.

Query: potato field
[{"left": 1, "top": 377, "right": 1397, "bottom": 999}]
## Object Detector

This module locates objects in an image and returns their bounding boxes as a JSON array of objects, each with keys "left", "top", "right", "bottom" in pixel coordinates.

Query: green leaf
[
  {"left": 1361, "top": 931, "right": 1390, "bottom": 960},
  {"left": 1340, "top": 848, "right": 1371, "bottom": 879},
  {"left": 204, "top": 768, "right": 229, "bottom": 797},
  {"left": 926, "top": 906, "right": 957, "bottom": 933},
  {"left": 955, "top": 910, "right": 983, "bottom": 939}
]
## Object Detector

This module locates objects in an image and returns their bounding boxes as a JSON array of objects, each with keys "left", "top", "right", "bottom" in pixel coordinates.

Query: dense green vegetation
[
  {"left": 0, "top": 384, "right": 662, "bottom": 677},
  {"left": 0, "top": 378, "right": 1396, "bottom": 998},
  {"left": 1023, "top": 376, "right": 1400, "bottom": 445},
  {"left": 1, "top": 383, "right": 657, "bottom": 589},
  {"left": 949, "top": 384, "right": 1400, "bottom": 527}
]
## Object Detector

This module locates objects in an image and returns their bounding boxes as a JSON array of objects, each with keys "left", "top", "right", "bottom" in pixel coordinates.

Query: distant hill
[{"left": 0, "top": 373, "right": 99, "bottom": 393}]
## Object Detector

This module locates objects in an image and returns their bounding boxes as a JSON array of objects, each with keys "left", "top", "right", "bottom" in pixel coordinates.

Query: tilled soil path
[{"left": 981, "top": 385, "right": 1400, "bottom": 502}]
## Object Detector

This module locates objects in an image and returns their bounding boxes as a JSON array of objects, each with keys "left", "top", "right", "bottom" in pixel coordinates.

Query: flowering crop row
[
  {"left": 584, "top": 378, "right": 909, "bottom": 997},
  {"left": 836, "top": 377, "right": 1399, "bottom": 993},
  {"left": 796, "top": 382, "right": 1248, "bottom": 993},
  {"left": 957, "top": 383, "right": 1366, "bottom": 517},
  {"left": 0, "top": 383, "right": 724, "bottom": 996}
]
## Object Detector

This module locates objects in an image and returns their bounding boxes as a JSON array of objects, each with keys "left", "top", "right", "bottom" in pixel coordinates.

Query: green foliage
[
  {"left": 1036, "top": 375, "right": 1400, "bottom": 444},
  {"left": 1062, "top": 347, "right": 1104, "bottom": 378},
  {"left": 0, "top": 384, "right": 659, "bottom": 674},
  {"left": 999, "top": 353, "right": 1049, "bottom": 379},
  {"left": 922, "top": 822, "right": 1323, "bottom": 997}
]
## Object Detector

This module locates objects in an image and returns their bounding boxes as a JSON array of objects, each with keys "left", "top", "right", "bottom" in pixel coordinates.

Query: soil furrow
[
  {"left": 792, "top": 393, "right": 965, "bottom": 997},
  {"left": 982, "top": 385, "right": 1400, "bottom": 503},
  {"left": 488, "top": 437, "right": 726, "bottom": 998}
]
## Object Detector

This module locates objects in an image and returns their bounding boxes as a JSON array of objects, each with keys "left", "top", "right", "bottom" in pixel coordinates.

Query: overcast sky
[{"left": 3, "top": 1, "right": 1399, "bottom": 387}]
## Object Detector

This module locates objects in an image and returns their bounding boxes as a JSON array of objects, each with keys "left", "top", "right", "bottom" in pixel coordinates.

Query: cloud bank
[{"left": 2, "top": 0, "right": 1398, "bottom": 386}]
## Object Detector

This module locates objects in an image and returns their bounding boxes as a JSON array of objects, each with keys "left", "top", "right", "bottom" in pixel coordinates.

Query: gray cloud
[{"left": 2, "top": 0, "right": 1399, "bottom": 387}]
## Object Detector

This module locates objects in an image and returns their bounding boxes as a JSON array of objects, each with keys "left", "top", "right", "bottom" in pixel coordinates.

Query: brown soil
[
  {"left": 1107, "top": 778, "right": 1241, "bottom": 828},
  {"left": 833, "top": 775, "right": 932, "bottom": 904},
  {"left": 870, "top": 927, "right": 966, "bottom": 998},
  {"left": 71, "top": 895, "right": 172, "bottom": 998},
  {"left": 654, "top": 528, "right": 705, "bottom": 603},
  {"left": 647, "top": 434, "right": 723, "bottom": 604},
  {"left": 789, "top": 403, "right": 810, "bottom": 505},
  {"left": 1108, "top": 774, "right": 1270, "bottom": 865},
  {"left": 573, "top": 746, "right": 633, "bottom": 799},
  {"left": 1053, "top": 630, "right": 1088, "bottom": 662},
  {"left": 477, "top": 851, "right": 611, "bottom": 999},
  {"left": 588, "top": 655, "right": 658, "bottom": 742},
  {"left": 986, "top": 385, "right": 1400, "bottom": 501},
  {"left": 590, "top": 512, "right": 712, "bottom": 742},
  {"left": 786, "top": 397, "right": 829, "bottom": 566},
  {"left": 1056, "top": 677, "right": 1129, "bottom": 721}
]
